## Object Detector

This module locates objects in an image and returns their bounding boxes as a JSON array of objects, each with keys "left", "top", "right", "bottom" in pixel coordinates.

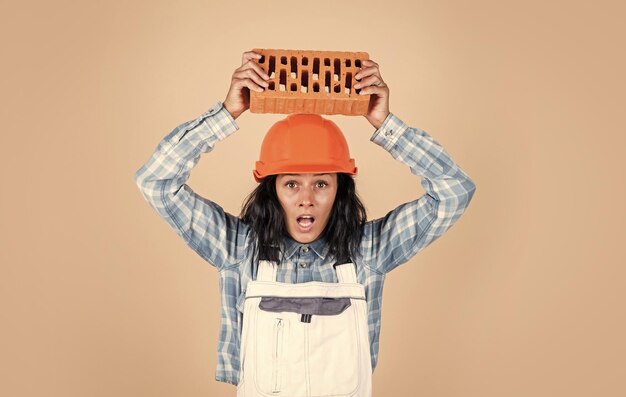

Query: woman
[{"left": 134, "top": 50, "right": 477, "bottom": 390}]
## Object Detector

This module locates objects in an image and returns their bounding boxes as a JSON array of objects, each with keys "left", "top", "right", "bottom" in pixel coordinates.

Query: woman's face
[{"left": 275, "top": 173, "right": 338, "bottom": 243}]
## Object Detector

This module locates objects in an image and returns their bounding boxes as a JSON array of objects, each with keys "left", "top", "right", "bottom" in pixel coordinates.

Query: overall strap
[
  {"left": 257, "top": 260, "right": 277, "bottom": 282},
  {"left": 334, "top": 261, "right": 358, "bottom": 284}
]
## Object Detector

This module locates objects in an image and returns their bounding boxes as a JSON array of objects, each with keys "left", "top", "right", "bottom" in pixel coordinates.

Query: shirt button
[
  {"left": 385, "top": 129, "right": 393, "bottom": 136},
  {"left": 299, "top": 262, "right": 307, "bottom": 268},
  {"left": 302, "top": 246, "right": 309, "bottom": 253}
]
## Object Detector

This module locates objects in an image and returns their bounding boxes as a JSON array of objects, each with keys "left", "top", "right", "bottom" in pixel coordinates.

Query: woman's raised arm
[
  {"left": 354, "top": 58, "right": 477, "bottom": 274},
  {"left": 133, "top": 51, "right": 270, "bottom": 270}
]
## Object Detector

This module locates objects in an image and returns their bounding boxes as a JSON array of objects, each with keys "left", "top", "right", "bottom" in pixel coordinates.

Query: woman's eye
[
  {"left": 286, "top": 182, "right": 297, "bottom": 188},
  {"left": 316, "top": 181, "right": 328, "bottom": 188}
]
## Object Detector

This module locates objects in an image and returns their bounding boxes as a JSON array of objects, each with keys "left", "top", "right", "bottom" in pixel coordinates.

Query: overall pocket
[
  {"left": 254, "top": 309, "right": 293, "bottom": 394},
  {"left": 306, "top": 301, "right": 361, "bottom": 396},
  {"left": 272, "top": 318, "right": 284, "bottom": 392}
]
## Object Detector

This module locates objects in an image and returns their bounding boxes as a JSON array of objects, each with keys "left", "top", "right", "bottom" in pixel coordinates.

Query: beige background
[{"left": 1, "top": 0, "right": 625, "bottom": 396}]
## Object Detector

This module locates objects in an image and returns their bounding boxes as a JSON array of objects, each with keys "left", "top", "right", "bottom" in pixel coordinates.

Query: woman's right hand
[{"left": 223, "top": 51, "right": 271, "bottom": 120}]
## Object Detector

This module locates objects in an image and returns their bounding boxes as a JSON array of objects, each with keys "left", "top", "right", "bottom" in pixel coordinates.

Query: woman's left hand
[{"left": 354, "top": 59, "right": 390, "bottom": 129}]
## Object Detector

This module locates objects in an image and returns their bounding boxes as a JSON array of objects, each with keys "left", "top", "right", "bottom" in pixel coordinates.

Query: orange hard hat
[{"left": 253, "top": 114, "right": 357, "bottom": 182}]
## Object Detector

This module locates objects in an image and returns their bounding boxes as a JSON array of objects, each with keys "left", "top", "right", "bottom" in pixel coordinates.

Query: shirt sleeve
[
  {"left": 133, "top": 101, "right": 251, "bottom": 271},
  {"left": 360, "top": 112, "right": 477, "bottom": 274}
]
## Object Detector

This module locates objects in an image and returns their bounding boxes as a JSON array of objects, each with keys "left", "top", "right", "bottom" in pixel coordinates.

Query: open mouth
[{"left": 296, "top": 215, "right": 315, "bottom": 231}]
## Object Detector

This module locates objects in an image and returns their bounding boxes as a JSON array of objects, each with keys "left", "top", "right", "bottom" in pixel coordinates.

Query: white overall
[{"left": 237, "top": 260, "right": 372, "bottom": 397}]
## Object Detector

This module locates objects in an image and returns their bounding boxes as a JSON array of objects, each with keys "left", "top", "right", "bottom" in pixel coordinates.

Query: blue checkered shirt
[{"left": 134, "top": 101, "right": 476, "bottom": 385}]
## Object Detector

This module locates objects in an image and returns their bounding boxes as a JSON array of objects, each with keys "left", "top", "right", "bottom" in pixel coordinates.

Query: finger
[
  {"left": 238, "top": 60, "right": 271, "bottom": 80},
  {"left": 241, "top": 51, "right": 263, "bottom": 66},
  {"left": 359, "top": 85, "right": 388, "bottom": 96},
  {"left": 235, "top": 77, "right": 265, "bottom": 93},
  {"left": 354, "top": 65, "right": 380, "bottom": 81},
  {"left": 361, "top": 59, "right": 379, "bottom": 68},
  {"left": 353, "top": 75, "right": 384, "bottom": 89},
  {"left": 234, "top": 69, "right": 270, "bottom": 88}
]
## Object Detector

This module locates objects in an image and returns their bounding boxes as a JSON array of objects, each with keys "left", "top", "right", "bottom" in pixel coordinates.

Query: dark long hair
[{"left": 240, "top": 173, "right": 367, "bottom": 264}]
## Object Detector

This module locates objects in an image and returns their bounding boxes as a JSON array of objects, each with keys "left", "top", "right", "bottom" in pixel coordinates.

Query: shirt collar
[{"left": 283, "top": 236, "right": 330, "bottom": 260}]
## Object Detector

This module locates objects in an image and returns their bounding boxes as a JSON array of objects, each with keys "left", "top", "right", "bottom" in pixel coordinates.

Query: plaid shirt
[{"left": 134, "top": 101, "right": 476, "bottom": 385}]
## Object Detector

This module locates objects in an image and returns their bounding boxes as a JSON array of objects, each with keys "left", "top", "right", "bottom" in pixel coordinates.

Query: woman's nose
[{"left": 298, "top": 188, "right": 314, "bottom": 206}]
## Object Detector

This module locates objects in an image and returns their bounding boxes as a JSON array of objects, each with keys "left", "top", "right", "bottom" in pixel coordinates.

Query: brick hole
[
  {"left": 302, "top": 57, "right": 308, "bottom": 66},
  {"left": 345, "top": 72, "right": 352, "bottom": 94},
  {"left": 268, "top": 81, "right": 275, "bottom": 90},
  {"left": 290, "top": 83, "right": 297, "bottom": 92},
  {"left": 279, "top": 69, "right": 286, "bottom": 92},
  {"left": 313, "top": 82, "right": 319, "bottom": 92},
  {"left": 281, "top": 56, "right": 287, "bottom": 65},
  {"left": 313, "top": 58, "right": 320, "bottom": 76},
  {"left": 269, "top": 56, "right": 276, "bottom": 77},
  {"left": 355, "top": 59, "right": 361, "bottom": 68},
  {"left": 259, "top": 55, "right": 265, "bottom": 63},
  {"left": 324, "top": 71, "right": 331, "bottom": 93},
  {"left": 334, "top": 59, "right": 340, "bottom": 81},
  {"left": 290, "top": 56, "right": 297, "bottom": 78},
  {"left": 324, "top": 58, "right": 330, "bottom": 67},
  {"left": 334, "top": 85, "right": 340, "bottom": 93},
  {"left": 301, "top": 70, "right": 309, "bottom": 93},
  {"left": 345, "top": 59, "right": 351, "bottom": 67}
]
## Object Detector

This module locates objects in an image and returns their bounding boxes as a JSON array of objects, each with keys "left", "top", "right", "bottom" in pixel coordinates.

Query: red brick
[{"left": 249, "top": 49, "right": 370, "bottom": 116}]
